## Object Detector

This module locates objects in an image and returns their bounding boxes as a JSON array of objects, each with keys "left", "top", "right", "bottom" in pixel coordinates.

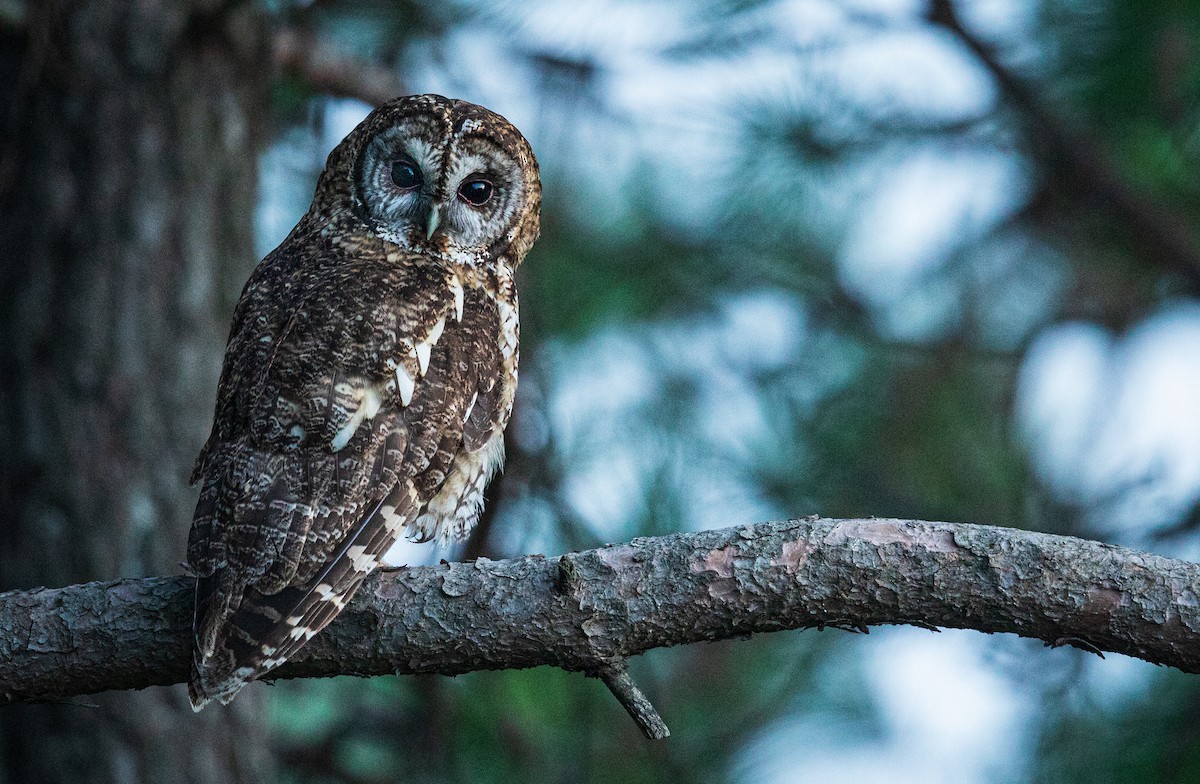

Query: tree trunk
[{"left": 0, "top": 1, "right": 275, "bottom": 780}]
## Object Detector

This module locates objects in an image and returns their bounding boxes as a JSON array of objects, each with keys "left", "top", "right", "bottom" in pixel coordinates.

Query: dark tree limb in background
[
  {"left": 274, "top": 27, "right": 407, "bottom": 107},
  {"left": 927, "top": 0, "right": 1200, "bottom": 290},
  {"left": 3, "top": 517, "right": 1198, "bottom": 739}
]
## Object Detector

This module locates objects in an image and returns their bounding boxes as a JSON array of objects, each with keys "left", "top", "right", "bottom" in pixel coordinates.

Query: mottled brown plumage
[{"left": 187, "top": 95, "right": 540, "bottom": 709}]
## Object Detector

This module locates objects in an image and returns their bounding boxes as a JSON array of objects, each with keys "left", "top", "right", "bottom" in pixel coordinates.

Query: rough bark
[
  {"left": 1, "top": 518, "right": 1197, "bottom": 734},
  {"left": 0, "top": 1, "right": 273, "bottom": 781}
]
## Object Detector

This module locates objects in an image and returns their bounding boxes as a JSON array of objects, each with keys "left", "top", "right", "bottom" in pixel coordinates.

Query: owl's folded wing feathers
[{"left": 187, "top": 250, "right": 501, "bottom": 709}]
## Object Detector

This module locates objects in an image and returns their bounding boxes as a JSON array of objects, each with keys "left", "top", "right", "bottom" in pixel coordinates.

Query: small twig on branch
[
  {"left": 273, "top": 27, "right": 406, "bottom": 107},
  {"left": 594, "top": 659, "right": 670, "bottom": 740},
  {"left": 927, "top": 0, "right": 1200, "bottom": 289},
  {"left": 0, "top": 517, "right": 1198, "bottom": 739}
]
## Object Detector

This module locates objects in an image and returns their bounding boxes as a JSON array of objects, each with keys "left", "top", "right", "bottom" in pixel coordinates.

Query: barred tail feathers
[{"left": 187, "top": 478, "right": 418, "bottom": 711}]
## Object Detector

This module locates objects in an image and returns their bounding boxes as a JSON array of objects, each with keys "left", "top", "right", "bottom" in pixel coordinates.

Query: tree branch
[
  {"left": 2, "top": 517, "right": 1198, "bottom": 738},
  {"left": 927, "top": 0, "right": 1200, "bottom": 289}
]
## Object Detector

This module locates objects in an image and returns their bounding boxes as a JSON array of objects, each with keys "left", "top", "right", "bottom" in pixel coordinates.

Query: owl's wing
[{"left": 186, "top": 245, "right": 508, "bottom": 710}]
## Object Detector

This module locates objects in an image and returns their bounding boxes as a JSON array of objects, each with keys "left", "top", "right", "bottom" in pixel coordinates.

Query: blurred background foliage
[
  {"left": 7, "top": 0, "right": 1200, "bottom": 781},
  {"left": 265, "top": 0, "right": 1200, "bottom": 781},
  {"left": 251, "top": 1, "right": 1200, "bottom": 781}
]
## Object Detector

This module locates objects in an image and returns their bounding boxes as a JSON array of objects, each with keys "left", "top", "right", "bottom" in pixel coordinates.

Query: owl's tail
[
  {"left": 187, "top": 475, "right": 417, "bottom": 711},
  {"left": 188, "top": 657, "right": 251, "bottom": 712},
  {"left": 188, "top": 572, "right": 255, "bottom": 711}
]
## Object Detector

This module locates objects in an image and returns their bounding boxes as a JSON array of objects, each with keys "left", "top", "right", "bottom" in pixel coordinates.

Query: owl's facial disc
[
  {"left": 357, "top": 120, "right": 528, "bottom": 257},
  {"left": 357, "top": 120, "right": 440, "bottom": 248}
]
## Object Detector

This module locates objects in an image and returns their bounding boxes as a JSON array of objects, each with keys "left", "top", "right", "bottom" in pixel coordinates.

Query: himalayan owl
[{"left": 186, "top": 94, "right": 539, "bottom": 710}]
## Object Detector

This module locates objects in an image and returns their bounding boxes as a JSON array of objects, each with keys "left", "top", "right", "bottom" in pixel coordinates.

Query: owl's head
[{"left": 316, "top": 94, "right": 541, "bottom": 267}]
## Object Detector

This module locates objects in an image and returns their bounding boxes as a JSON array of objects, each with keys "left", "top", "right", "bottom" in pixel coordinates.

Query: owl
[{"left": 186, "top": 94, "right": 540, "bottom": 710}]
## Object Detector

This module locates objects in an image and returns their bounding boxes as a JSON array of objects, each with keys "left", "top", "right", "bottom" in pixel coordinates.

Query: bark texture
[
  {"left": 1, "top": 518, "right": 1197, "bottom": 711},
  {"left": 0, "top": 1, "right": 273, "bottom": 781}
]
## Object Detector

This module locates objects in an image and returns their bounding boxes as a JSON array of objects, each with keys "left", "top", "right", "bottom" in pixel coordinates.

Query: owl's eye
[
  {"left": 390, "top": 160, "right": 423, "bottom": 190},
  {"left": 458, "top": 179, "right": 494, "bottom": 206}
]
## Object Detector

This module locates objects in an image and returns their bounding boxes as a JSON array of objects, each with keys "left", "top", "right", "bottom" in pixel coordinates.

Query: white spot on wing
[
  {"left": 395, "top": 365, "right": 415, "bottom": 405},
  {"left": 361, "top": 387, "right": 382, "bottom": 418},
  {"left": 330, "top": 418, "right": 359, "bottom": 451},
  {"left": 464, "top": 390, "right": 478, "bottom": 424},
  {"left": 431, "top": 315, "right": 447, "bottom": 342},
  {"left": 415, "top": 316, "right": 446, "bottom": 375},
  {"left": 347, "top": 544, "right": 377, "bottom": 573},
  {"left": 330, "top": 388, "right": 382, "bottom": 452},
  {"left": 415, "top": 343, "right": 431, "bottom": 376}
]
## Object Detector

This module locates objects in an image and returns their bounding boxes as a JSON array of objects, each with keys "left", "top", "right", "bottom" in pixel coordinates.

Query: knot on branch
[{"left": 556, "top": 554, "right": 670, "bottom": 739}]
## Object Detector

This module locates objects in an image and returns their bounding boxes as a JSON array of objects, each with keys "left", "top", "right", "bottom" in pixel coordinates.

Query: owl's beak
[{"left": 425, "top": 205, "right": 443, "bottom": 240}]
